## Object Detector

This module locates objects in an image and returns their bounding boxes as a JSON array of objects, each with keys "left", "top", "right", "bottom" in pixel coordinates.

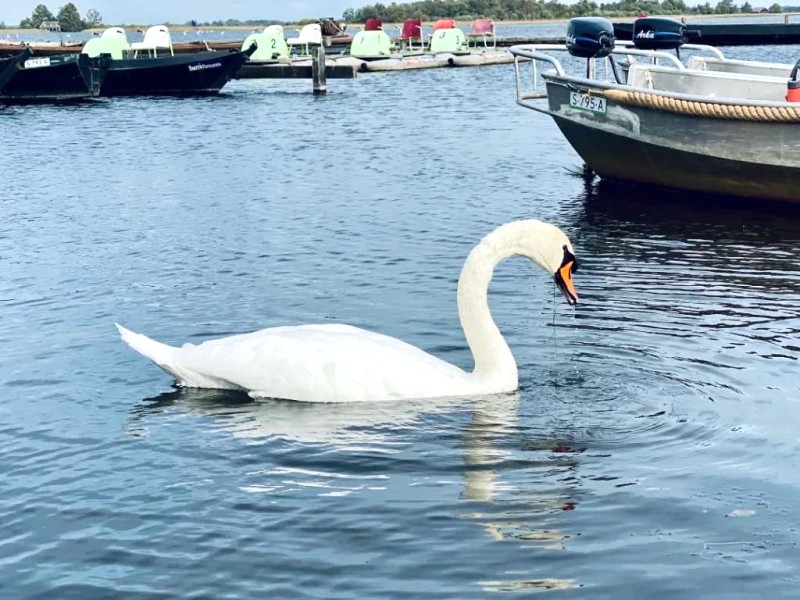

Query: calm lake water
[{"left": 2, "top": 25, "right": 800, "bottom": 598}]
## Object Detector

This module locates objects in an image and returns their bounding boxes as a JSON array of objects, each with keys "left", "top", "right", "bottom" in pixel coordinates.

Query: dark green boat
[
  {"left": 82, "top": 28, "right": 256, "bottom": 96},
  {"left": 0, "top": 50, "right": 110, "bottom": 103}
]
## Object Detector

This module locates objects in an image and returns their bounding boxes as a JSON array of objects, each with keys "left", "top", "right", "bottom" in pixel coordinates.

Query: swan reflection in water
[
  {"left": 129, "top": 388, "right": 515, "bottom": 448},
  {"left": 459, "top": 391, "right": 581, "bottom": 594},
  {"left": 129, "top": 388, "right": 582, "bottom": 592}
]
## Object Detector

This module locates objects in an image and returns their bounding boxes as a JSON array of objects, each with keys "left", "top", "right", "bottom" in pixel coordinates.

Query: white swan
[{"left": 117, "top": 219, "right": 579, "bottom": 403}]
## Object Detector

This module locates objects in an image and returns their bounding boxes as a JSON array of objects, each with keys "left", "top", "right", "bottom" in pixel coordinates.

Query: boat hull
[
  {"left": 540, "top": 76, "right": 800, "bottom": 203},
  {"left": 0, "top": 53, "right": 108, "bottom": 102},
  {"left": 101, "top": 49, "right": 253, "bottom": 96}
]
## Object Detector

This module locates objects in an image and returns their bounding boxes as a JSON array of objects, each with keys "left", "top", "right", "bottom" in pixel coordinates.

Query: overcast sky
[{"left": 2, "top": 0, "right": 381, "bottom": 25}]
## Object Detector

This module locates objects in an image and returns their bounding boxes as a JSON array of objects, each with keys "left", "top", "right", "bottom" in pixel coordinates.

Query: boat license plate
[
  {"left": 569, "top": 92, "right": 606, "bottom": 114},
  {"left": 24, "top": 57, "right": 51, "bottom": 69}
]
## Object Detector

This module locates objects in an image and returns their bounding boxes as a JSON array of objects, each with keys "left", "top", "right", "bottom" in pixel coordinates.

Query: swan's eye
[{"left": 571, "top": 259, "right": 579, "bottom": 274}]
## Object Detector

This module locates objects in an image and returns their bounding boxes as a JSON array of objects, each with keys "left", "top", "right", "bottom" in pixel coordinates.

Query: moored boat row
[
  {"left": 82, "top": 27, "right": 255, "bottom": 96},
  {"left": 236, "top": 18, "right": 523, "bottom": 74},
  {"left": 0, "top": 17, "right": 535, "bottom": 102},
  {"left": 339, "top": 18, "right": 523, "bottom": 72}
]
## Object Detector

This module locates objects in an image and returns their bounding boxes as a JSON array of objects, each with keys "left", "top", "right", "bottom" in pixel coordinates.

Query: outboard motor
[
  {"left": 566, "top": 17, "right": 615, "bottom": 59},
  {"left": 567, "top": 18, "right": 617, "bottom": 80},
  {"left": 632, "top": 17, "right": 687, "bottom": 51},
  {"left": 787, "top": 59, "right": 800, "bottom": 102}
]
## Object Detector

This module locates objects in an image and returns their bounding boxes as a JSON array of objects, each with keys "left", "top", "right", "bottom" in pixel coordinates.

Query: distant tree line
[
  {"left": 183, "top": 18, "right": 323, "bottom": 27},
  {"left": 341, "top": 0, "right": 785, "bottom": 21},
  {"left": 184, "top": 18, "right": 284, "bottom": 27},
  {"left": 17, "top": 3, "right": 102, "bottom": 32}
]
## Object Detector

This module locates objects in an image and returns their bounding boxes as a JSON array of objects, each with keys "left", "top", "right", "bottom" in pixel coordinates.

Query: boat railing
[
  {"left": 511, "top": 43, "right": 685, "bottom": 104},
  {"left": 512, "top": 43, "right": 793, "bottom": 111},
  {"left": 511, "top": 44, "right": 564, "bottom": 101},
  {"left": 616, "top": 40, "right": 725, "bottom": 61},
  {"left": 687, "top": 55, "right": 794, "bottom": 78}
]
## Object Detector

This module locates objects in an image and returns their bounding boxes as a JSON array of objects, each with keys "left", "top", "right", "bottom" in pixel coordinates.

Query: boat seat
[
  {"left": 264, "top": 24, "right": 284, "bottom": 35},
  {"left": 433, "top": 19, "right": 456, "bottom": 31},
  {"left": 287, "top": 23, "right": 321, "bottom": 57},
  {"left": 365, "top": 18, "right": 383, "bottom": 31},
  {"left": 398, "top": 18, "right": 423, "bottom": 52},
  {"left": 468, "top": 19, "right": 495, "bottom": 48},
  {"left": 131, "top": 25, "right": 173, "bottom": 57},
  {"left": 627, "top": 63, "right": 788, "bottom": 102},
  {"left": 82, "top": 28, "right": 131, "bottom": 60},
  {"left": 101, "top": 27, "right": 126, "bottom": 39},
  {"left": 243, "top": 29, "right": 289, "bottom": 61}
]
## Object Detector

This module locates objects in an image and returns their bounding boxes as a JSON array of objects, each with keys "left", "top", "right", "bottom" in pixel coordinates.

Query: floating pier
[{"left": 357, "top": 50, "right": 519, "bottom": 72}]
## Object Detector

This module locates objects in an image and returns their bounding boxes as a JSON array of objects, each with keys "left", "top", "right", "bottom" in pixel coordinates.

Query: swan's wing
[{"left": 174, "top": 324, "right": 470, "bottom": 402}]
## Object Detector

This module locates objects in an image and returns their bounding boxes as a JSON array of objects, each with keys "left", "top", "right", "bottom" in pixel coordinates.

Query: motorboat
[
  {"left": 0, "top": 48, "right": 109, "bottom": 102},
  {"left": 510, "top": 17, "right": 800, "bottom": 203},
  {"left": 82, "top": 26, "right": 256, "bottom": 96}
]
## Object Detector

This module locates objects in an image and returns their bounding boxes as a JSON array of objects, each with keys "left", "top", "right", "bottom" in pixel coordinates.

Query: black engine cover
[
  {"left": 632, "top": 17, "right": 687, "bottom": 50},
  {"left": 566, "top": 17, "right": 615, "bottom": 59}
]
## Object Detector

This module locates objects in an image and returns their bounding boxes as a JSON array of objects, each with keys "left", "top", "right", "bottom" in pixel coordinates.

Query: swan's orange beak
[{"left": 554, "top": 246, "right": 579, "bottom": 305}]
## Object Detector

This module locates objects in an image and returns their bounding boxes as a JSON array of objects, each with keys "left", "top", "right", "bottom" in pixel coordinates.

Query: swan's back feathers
[
  {"left": 180, "top": 324, "right": 471, "bottom": 402},
  {"left": 120, "top": 323, "right": 472, "bottom": 402}
]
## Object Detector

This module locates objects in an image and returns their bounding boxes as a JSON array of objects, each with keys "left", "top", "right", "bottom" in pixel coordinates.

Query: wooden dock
[
  {"left": 235, "top": 46, "right": 343, "bottom": 92},
  {"left": 236, "top": 62, "right": 358, "bottom": 80}
]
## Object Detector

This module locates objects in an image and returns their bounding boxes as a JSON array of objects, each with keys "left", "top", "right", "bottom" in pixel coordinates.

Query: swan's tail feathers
[{"left": 116, "top": 323, "right": 181, "bottom": 378}]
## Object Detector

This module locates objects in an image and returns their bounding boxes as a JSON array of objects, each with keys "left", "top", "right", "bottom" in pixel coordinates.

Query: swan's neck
[{"left": 457, "top": 222, "right": 555, "bottom": 389}]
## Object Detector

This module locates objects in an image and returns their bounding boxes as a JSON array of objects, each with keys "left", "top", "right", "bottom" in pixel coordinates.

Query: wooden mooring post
[
  {"left": 233, "top": 41, "right": 356, "bottom": 88},
  {"left": 311, "top": 43, "right": 327, "bottom": 95}
]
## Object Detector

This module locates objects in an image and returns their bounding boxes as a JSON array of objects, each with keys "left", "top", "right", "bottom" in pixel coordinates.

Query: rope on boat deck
[{"left": 602, "top": 89, "right": 800, "bottom": 123}]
